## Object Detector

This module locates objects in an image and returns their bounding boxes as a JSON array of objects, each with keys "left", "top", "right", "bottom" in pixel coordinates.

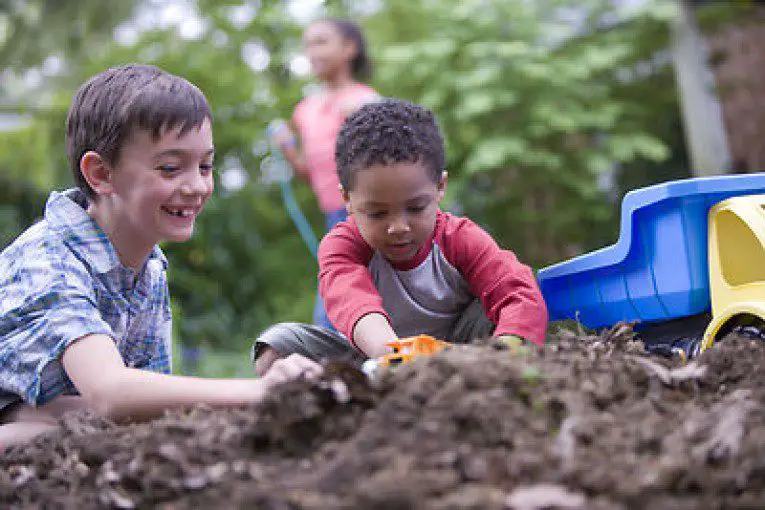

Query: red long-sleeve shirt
[{"left": 318, "top": 210, "right": 548, "bottom": 345}]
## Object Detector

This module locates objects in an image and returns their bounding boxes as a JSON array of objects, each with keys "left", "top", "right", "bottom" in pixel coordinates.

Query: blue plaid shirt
[{"left": 0, "top": 189, "right": 172, "bottom": 406}]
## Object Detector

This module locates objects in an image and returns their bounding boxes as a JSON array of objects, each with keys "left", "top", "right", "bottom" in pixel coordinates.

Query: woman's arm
[
  {"left": 62, "top": 333, "right": 321, "bottom": 422},
  {"left": 270, "top": 119, "right": 309, "bottom": 179}
]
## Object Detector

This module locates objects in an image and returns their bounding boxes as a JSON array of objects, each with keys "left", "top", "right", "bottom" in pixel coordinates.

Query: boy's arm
[
  {"left": 62, "top": 333, "right": 321, "bottom": 421},
  {"left": 351, "top": 313, "right": 397, "bottom": 358},
  {"left": 318, "top": 223, "right": 396, "bottom": 356},
  {"left": 441, "top": 216, "right": 548, "bottom": 345}
]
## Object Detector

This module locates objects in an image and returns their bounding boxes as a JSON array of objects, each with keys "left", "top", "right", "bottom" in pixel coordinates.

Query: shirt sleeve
[
  {"left": 317, "top": 219, "right": 390, "bottom": 346},
  {"left": 438, "top": 214, "right": 548, "bottom": 345},
  {"left": 0, "top": 254, "right": 114, "bottom": 404}
]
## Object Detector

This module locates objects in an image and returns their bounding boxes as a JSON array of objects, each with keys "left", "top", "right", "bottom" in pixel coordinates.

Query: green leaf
[{"left": 465, "top": 136, "right": 529, "bottom": 174}]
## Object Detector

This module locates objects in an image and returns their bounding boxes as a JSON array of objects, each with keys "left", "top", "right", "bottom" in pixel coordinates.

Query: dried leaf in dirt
[
  {"left": 631, "top": 357, "right": 707, "bottom": 386},
  {"left": 505, "top": 484, "right": 586, "bottom": 510}
]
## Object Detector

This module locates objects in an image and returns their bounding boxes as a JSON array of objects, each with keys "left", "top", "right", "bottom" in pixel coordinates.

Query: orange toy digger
[{"left": 377, "top": 335, "right": 451, "bottom": 367}]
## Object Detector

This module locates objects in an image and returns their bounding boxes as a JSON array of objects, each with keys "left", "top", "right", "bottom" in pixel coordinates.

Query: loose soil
[{"left": 2, "top": 325, "right": 765, "bottom": 509}]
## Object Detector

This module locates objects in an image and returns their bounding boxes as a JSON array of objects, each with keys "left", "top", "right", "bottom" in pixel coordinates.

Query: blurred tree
[{"left": 0, "top": 0, "right": 138, "bottom": 70}]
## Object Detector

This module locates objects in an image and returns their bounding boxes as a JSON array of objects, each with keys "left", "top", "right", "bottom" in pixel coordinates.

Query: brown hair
[{"left": 66, "top": 64, "right": 211, "bottom": 197}]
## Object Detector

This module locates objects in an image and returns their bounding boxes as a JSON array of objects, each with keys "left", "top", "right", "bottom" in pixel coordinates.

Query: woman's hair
[{"left": 325, "top": 18, "right": 372, "bottom": 82}]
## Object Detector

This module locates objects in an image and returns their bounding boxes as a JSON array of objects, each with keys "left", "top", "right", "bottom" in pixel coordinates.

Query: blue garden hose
[
  {"left": 278, "top": 174, "right": 319, "bottom": 259},
  {"left": 265, "top": 120, "right": 320, "bottom": 259}
]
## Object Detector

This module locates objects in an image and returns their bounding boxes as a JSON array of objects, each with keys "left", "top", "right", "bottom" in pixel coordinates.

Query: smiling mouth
[{"left": 162, "top": 206, "right": 196, "bottom": 218}]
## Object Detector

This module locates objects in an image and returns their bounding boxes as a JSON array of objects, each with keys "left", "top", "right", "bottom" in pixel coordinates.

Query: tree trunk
[{"left": 671, "top": 0, "right": 732, "bottom": 176}]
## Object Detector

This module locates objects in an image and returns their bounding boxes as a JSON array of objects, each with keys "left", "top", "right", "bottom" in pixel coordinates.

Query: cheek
[
  {"left": 356, "top": 221, "right": 380, "bottom": 246},
  {"left": 414, "top": 213, "right": 437, "bottom": 236}
]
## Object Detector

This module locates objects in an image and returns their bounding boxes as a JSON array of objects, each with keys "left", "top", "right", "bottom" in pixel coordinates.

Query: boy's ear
[
  {"left": 80, "top": 151, "right": 115, "bottom": 196},
  {"left": 437, "top": 171, "right": 448, "bottom": 202},
  {"left": 340, "top": 184, "right": 352, "bottom": 214}
]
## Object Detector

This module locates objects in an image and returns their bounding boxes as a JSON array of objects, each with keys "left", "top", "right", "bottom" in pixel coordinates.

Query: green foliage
[
  {"left": 0, "top": 121, "right": 56, "bottom": 189},
  {"left": 0, "top": 173, "right": 47, "bottom": 248},
  {"left": 0, "top": 121, "right": 59, "bottom": 248},
  {"left": 1, "top": 0, "right": 723, "bottom": 374},
  {"left": 0, "top": 0, "right": 139, "bottom": 70}
]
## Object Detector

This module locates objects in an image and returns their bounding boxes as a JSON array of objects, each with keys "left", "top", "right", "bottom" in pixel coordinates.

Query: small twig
[
  {"left": 631, "top": 357, "right": 706, "bottom": 387},
  {"left": 554, "top": 416, "right": 579, "bottom": 473}
]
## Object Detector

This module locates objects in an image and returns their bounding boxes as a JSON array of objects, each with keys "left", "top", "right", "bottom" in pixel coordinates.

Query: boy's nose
[
  {"left": 181, "top": 171, "right": 213, "bottom": 196},
  {"left": 387, "top": 218, "right": 411, "bottom": 235}
]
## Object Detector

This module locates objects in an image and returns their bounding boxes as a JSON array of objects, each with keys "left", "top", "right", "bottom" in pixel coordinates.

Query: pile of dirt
[{"left": 2, "top": 325, "right": 765, "bottom": 509}]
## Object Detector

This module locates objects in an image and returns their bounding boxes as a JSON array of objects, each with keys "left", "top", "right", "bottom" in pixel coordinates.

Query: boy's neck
[{"left": 87, "top": 201, "right": 153, "bottom": 271}]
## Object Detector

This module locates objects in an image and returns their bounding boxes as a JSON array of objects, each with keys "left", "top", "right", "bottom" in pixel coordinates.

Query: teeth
[{"left": 165, "top": 207, "right": 194, "bottom": 217}]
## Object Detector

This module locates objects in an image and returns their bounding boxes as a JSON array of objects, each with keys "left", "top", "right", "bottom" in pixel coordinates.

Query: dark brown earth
[{"left": 2, "top": 325, "right": 765, "bottom": 509}]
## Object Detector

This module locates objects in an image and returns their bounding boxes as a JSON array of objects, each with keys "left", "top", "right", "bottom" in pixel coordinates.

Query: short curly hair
[{"left": 335, "top": 98, "right": 445, "bottom": 191}]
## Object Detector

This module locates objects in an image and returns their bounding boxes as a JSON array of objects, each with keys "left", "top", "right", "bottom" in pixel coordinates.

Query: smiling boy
[
  {"left": 0, "top": 64, "right": 320, "bottom": 450},
  {"left": 253, "top": 98, "right": 547, "bottom": 374}
]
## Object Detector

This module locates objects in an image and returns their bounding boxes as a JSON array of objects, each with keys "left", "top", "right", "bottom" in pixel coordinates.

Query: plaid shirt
[{"left": 0, "top": 189, "right": 172, "bottom": 406}]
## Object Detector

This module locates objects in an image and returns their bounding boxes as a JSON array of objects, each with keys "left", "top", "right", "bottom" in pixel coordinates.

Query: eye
[
  {"left": 408, "top": 205, "right": 427, "bottom": 214},
  {"left": 199, "top": 163, "right": 214, "bottom": 175},
  {"left": 368, "top": 211, "right": 386, "bottom": 219},
  {"left": 157, "top": 164, "right": 180, "bottom": 174}
]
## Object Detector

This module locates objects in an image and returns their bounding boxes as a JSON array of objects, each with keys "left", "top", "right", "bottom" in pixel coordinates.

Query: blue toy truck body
[{"left": 537, "top": 174, "right": 765, "bottom": 329}]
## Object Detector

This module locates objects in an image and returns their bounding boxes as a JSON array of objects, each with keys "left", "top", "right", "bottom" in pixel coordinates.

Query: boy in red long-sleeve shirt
[{"left": 253, "top": 98, "right": 547, "bottom": 374}]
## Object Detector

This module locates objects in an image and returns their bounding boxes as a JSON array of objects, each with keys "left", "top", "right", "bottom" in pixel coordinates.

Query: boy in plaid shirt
[{"left": 0, "top": 64, "right": 320, "bottom": 450}]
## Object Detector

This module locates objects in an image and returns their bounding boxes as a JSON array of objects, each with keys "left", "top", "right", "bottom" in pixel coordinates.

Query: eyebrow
[
  {"left": 155, "top": 148, "right": 215, "bottom": 159},
  {"left": 361, "top": 194, "right": 432, "bottom": 208}
]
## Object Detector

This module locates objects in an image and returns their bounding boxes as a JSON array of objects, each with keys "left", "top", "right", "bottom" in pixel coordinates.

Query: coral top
[{"left": 293, "top": 83, "right": 378, "bottom": 213}]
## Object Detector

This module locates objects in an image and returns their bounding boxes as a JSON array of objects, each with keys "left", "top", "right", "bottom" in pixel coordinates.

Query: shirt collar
[{"left": 44, "top": 188, "right": 167, "bottom": 275}]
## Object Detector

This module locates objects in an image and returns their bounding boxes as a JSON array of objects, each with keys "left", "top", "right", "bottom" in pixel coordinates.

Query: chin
[
  {"left": 164, "top": 229, "right": 195, "bottom": 243},
  {"left": 384, "top": 252, "right": 413, "bottom": 263}
]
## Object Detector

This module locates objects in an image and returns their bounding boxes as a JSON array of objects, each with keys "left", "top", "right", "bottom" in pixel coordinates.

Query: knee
[
  {"left": 255, "top": 322, "right": 303, "bottom": 349},
  {"left": 252, "top": 323, "right": 303, "bottom": 375},
  {"left": 253, "top": 346, "right": 279, "bottom": 376}
]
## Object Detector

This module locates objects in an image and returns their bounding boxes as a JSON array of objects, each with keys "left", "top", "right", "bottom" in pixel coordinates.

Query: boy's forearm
[
  {"left": 352, "top": 312, "right": 398, "bottom": 358},
  {"left": 61, "top": 333, "right": 321, "bottom": 422},
  {"left": 94, "top": 369, "right": 265, "bottom": 422}
]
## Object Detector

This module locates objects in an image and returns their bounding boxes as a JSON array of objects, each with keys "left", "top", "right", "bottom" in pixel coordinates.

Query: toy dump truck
[{"left": 537, "top": 173, "right": 765, "bottom": 357}]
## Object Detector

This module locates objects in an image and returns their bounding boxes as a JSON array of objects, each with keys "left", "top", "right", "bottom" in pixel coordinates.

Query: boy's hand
[
  {"left": 352, "top": 313, "right": 398, "bottom": 358},
  {"left": 496, "top": 334, "right": 531, "bottom": 355},
  {"left": 258, "top": 354, "right": 322, "bottom": 392},
  {"left": 497, "top": 334, "right": 524, "bottom": 345}
]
